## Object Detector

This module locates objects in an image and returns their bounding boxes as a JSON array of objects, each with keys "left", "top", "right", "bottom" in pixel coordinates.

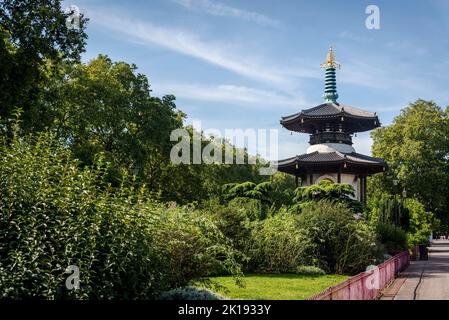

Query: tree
[
  {"left": 53, "top": 55, "right": 184, "bottom": 185},
  {"left": 370, "top": 99, "right": 449, "bottom": 230},
  {"left": 222, "top": 181, "right": 271, "bottom": 205},
  {"left": 406, "top": 199, "right": 433, "bottom": 247},
  {"left": 293, "top": 180, "right": 363, "bottom": 213},
  {"left": 268, "top": 172, "right": 296, "bottom": 209},
  {"left": 0, "top": 0, "right": 88, "bottom": 132},
  {"left": 377, "top": 195, "right": 410, "bottom": 231},
  {"left": 154, "top": 126, "right": 266, "bottom": 204}
]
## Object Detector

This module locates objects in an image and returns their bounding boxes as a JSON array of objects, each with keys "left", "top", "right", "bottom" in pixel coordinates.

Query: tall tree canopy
[
  {"left": 0, "top": 0, "right": 88, "bottom": 131},
  {"left": 54, "top": 55, "right": 184, "bottom": 174},
  {"left": 370, "top": 99, "right": 449, "bottom": 228}
]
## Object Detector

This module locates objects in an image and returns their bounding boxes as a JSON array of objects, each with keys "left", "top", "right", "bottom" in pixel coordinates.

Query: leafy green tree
[
  {"left": 53, "top": 55, "right": 184, "bottom": 185},
  {"left": 293, "top": 180, "right": 363, "bottom": 212},
  {"left": 375, "top": 223, "right": 408, "bottom": 254},
  {"left": 406, "top": 199, "right": 433, "bottom": 247},
  {"left": 222, "top": 181, "right": 271, "bottom": 204},
  {"left": 377, "top": 195, "right": 410, "bottom": 231},
  {"left": 0, "top": 0, "right": 88, "bottom": 132},
  {"left": 160, "top": 126, "right": 267, "bottom": 204},
  {"left": 268, "top": 172, "right": 296, "bottom": 208},
  {"left": 370, "top": 99, "right": 449, "bottom": 230}
]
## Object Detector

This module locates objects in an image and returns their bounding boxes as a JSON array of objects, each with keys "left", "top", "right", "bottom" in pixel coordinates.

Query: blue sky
[{"left": 65, "top": 0, "right": 449, "bottom": 160}]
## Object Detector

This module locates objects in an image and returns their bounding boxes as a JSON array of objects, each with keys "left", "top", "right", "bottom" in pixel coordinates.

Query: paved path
[{"left": 385, "top": 239, "right": 449, "bottom": 300}]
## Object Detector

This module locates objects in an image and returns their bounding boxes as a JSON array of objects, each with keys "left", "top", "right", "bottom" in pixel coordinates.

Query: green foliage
[
  {"left": 158, "top": 286, "right": 226, "bottom": 300},
  {"left": 0, "top": 0, "right": 88, "bottom": 132},
  {"left": 405, "top": 199, "right": 433, "bottom": 247},
  {"left": 222, "top": 181, "right": 271, "bottom": 205},
  {"left": 268, "top": 172, "right": 296, "bottom": 208},
  {"left": 376, "top": 223, "right": 408, "bottom": 254},
  {"left": 156, "top": 127, "right": 266, "bottom": 204},
  {"left": 204, "top": 199, "right": 252, "bottom": 252},
  {"left": 377, "top": 195, "right": 410, "bottom": 231},
  {"left": 54, "top": 55, "right": 184, "bottom": 184},
  {"left": 371, "top": 99, "right": 449, "bottom": 230},
  {"left": 0, "top": 133, "right": 242, "bottom": 299},
  {"left": 293, "top": 180, "right": 363, "bottom": 213},
  {"left": 153, "top": 206, "right": 243, "bottom": 284},
  {"left": 368, "top": 193, "right": 433, "bottom": 250},
  {"left": 244, "top": 212, "right": 314, "bottom": 273},
  {"left": 298, "top": 200, "right": 377, "bottom": 274},
  {"left": 295, "top": 265, "right": 326, "bottom": 276},
  {"left": 221, "top": 181, "right": 273, "bottom": 219}
]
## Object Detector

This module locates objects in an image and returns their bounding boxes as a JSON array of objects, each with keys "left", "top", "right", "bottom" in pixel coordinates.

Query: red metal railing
[{"left": 307, "top": 251, "right": 409, "bottom": 300}]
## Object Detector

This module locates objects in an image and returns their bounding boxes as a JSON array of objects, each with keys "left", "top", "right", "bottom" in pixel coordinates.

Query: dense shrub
[
  {"left": 152, "top": 205, "right": 243, "bottom": 285},
  {"left": 203, "top": 199, "right": 252, "bottom": 253},
  {"left": 158, "top": 286, "right": 226, "bottom": 300},
  {"left": 369, "top": 194, "right": 433, "bottom": 250},
  {"left": 293, "top": 180, "right": 363, "bottom": 213},
  {"left": 298, "top": 201, "right": 377, "bottom": 274},
  {"left": 0, "top": 134, "right": 241, "bottom": 299},
  {"left": 244, "top": 211, "right": 314, "bottom": 273},
  {"left": 376, "top": 223, "right": 407, "bottom": 254},
  {"left": 268, "top": 173, "right": 296, "bottom": 209},
  {"left": 295, "top": 265, "right": 326, "bottom": 276},
  {"left": 406, "top": 199, "right": 433, "bottom": 247}
]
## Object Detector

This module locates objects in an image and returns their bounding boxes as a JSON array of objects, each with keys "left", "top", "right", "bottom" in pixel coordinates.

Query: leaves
[
  {"left": 0, "top": 133, "right": 242, "bottom": 299},
  {"left": 293, "top": 180, "right": 363, "bottom": 213},
  {"left": 370, "top": 99, "right": 449, "bottom": 231}
]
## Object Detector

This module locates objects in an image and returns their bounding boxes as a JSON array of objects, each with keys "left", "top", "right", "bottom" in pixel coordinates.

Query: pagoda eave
[
  {"left": 275, "top": 152, "right": 387, "bottom": 176},
  {"left": 280, "top": 102, "right": 380, "bottom": 133}
]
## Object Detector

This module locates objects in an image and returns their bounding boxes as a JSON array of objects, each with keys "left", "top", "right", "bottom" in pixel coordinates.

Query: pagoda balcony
[{"left": 309, "top": 132, "right": 353, "bottom": 145}]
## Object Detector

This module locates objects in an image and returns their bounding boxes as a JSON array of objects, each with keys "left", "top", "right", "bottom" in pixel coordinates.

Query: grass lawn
[{"left": 208, "top": 274, "right": 348, "bottom": 300}]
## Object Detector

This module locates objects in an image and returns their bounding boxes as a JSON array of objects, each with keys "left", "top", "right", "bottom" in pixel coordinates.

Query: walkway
[{"left": 382, "top": 239, "right": 449, "bottom": 300}]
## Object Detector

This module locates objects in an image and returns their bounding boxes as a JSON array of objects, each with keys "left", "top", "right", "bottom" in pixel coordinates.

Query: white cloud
[
  {"left": 88, "top": 11, "right": 285, "bottom": 84},
  {"left": 172, "top": 0, "right": 280, "bottom": 27},
  {"left": 152, "top": 82, "right": 307, "bottom": 109}
]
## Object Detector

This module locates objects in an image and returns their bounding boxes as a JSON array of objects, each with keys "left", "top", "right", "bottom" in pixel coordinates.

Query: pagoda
[{"left": 276, "top": 47, "right": 386, "bottom": 203}]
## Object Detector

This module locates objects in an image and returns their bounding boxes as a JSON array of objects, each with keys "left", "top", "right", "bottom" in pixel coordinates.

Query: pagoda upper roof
[
  {"left": 280, "top": 102, "right": 380, "bottom": 133},
  {"left": 275, "top": 151, "right": 386, "bottom": 175}
]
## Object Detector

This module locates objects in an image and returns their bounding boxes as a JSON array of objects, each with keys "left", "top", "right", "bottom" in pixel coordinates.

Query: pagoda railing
[{"left": 309, "top": 132, "right": 352, "bottom": 145}]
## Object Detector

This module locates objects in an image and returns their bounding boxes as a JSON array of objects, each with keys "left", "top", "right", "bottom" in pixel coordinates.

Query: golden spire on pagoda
[{"left": 320, "top": 46, "right": 341, "bottom": 69}]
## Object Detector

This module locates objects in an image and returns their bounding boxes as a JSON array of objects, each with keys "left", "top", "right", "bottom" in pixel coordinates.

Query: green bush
[
  {"left": 298, "top": 200, "right": 377, "bottom": 274},
  {"left": 293, "top": 181, "right": 363, "bottom": 213},
  {"left": 268, "top": 172, "right": 296, "bottom": 209},
  {"left": 244, "top": 211, "right": 314, "bottom": 273},
  {"left": 405, "top": 199, "right": 433, "bottom": 248},
  {"left": 376, "top": 223, "right": 408, "bottom": 254},
  {"left": 158, "top": 286, "right": 227, "bottom": 300},
  {"left": 377, "top": 196, "right": 410, "bottom": 231},
  {"left": 203, "top": 199, "right": 252, "bottom": 253},
  {"left": 152, "top": 205, "right": 243, "bottom": 285},
  {"left": 0, "top": 134, "right": 241, "bottom": 299},
  {"left": 296, "top": 265, "right": 326, "bottom": 276}
]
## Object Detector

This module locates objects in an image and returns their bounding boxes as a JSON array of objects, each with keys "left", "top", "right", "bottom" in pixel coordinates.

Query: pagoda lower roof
[
  {"left": 281, "top": 102, "right": 380, "bottom": 133},
  {"left": 275, "top": 151, "right": 386, "bottom": 175}
]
